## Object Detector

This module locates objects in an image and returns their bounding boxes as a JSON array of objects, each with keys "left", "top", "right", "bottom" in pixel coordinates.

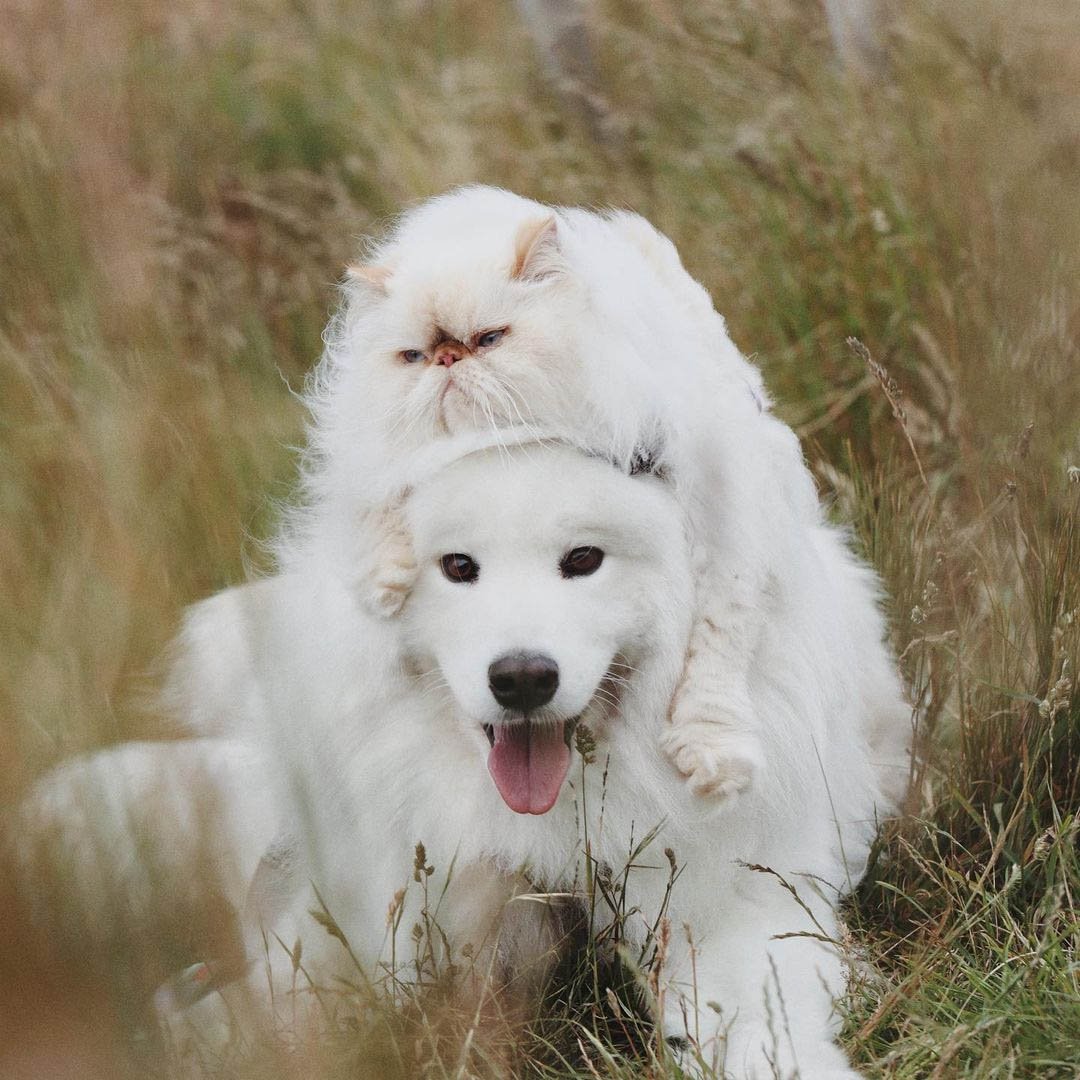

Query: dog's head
[{"left": 402, "top": 443, "right": 692, "bottom": 816}]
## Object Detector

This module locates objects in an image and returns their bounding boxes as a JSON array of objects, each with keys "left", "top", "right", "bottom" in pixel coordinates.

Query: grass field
[{"left": 2, "top": 0, "right": 1078, "bottom": 1076}]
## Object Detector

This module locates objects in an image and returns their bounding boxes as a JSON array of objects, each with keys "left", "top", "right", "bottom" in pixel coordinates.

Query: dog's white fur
[
  {"left": 173, "top": 440, "right": 909, "bottom": 1078},
  {"left": 278, "top": 186, "right": 820, "bottom": 802}
]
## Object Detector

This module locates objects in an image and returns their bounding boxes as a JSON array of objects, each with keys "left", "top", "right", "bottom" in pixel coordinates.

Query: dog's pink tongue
[{"left": 488, "top": 721, "right": 570, "bottom": 815}]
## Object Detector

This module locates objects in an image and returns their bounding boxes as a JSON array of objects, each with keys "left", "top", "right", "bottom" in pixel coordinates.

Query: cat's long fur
[{"left": 276, "top": 186, "right": 821, "bottom": 798}]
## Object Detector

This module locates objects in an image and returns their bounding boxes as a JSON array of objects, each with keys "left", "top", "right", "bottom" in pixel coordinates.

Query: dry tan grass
[{"left": 2, "top": 0, "right": 1078, "bottom": 1075}]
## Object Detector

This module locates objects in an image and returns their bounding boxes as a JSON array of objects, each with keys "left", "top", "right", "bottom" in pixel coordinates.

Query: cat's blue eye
[
  {"left": 475, "top": 328, "right": 506, "bottom": 349},
  {"left": 400, "top": 349, "right": 426, "bottom": 364}
]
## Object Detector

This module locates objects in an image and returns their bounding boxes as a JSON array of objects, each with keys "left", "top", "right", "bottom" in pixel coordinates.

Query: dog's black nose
[{"left": 488, "top": 652, "right": 559, "bottom": 712}]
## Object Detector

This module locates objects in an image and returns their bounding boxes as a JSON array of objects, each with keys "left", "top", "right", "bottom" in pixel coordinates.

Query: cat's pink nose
[{"left": 435, "top": 346, "right": 464, "bottom": 368}]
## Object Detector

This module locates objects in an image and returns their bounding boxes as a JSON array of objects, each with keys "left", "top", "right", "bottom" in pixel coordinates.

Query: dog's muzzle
[{"left": 487, "top": 652, "right": 559, "bottom": 712}]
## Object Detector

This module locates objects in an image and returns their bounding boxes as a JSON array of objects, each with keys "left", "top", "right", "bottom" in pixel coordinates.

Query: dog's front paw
[
  {"left": 719, "top": 1025, "right": 864, "bottom": 1080},
  {"left": 660, "top": 720, "right": 764, "bottom": 802},
  {"left": 790, "top": 1070, "right": 865, "bottom": 1080}
]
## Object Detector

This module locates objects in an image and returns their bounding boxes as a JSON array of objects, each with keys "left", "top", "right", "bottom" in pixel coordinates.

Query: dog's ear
[
  {"left": 511, "top": 216, "right": 563, "bottom": 282},
  {"left": 345, "top": 263, "right": 392, "bottom": 294}
]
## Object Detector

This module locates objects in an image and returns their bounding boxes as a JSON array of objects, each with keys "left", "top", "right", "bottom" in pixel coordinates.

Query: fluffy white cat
[{"left": 277, "top": 186, "right": 817, "bottom": 802}]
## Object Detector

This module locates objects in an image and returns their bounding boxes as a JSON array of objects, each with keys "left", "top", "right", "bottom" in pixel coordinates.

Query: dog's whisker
[
  {"left": 413, "top": 668, "right": 451, "bottom": 693},
  {"left": 592, "top": 683, "right": 622, "bottom": 706}
]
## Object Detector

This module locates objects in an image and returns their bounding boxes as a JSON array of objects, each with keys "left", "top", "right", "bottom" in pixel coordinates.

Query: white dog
[{"left": 171, "top": 439, "right": 910, "bottom": 1078}]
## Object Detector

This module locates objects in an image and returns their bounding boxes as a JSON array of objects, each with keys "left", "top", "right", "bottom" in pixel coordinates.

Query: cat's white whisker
[
  {"left": 476, "top": 392, "right": 512, "bottom": 463},
  {"left": 379, "top": 398, "right": 423, "bottom": 440},
  {"left": 487, "top": 375, "right": 543, "bottom": 443},
  {"left": 490, "top": 372, "right": 539, "bottom": 427}
]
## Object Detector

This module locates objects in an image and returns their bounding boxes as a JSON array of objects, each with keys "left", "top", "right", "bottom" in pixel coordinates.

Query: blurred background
[{"left": 1, "top": 1, "right": 1078, "bottom": 1076}]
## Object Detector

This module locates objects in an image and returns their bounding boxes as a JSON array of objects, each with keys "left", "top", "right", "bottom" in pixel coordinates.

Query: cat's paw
[
  {"left": 660, "top": 719, "right": 764, "bottom": 802},
  {"left": 359, "top": 500, "right": 417, "bottom": 618},
  {"left": 361, "top": 549, "right": 417, "bottom": 617}
]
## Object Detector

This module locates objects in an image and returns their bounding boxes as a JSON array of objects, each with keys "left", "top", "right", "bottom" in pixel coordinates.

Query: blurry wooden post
[
  {"left": 515, "top": 1, "right": 884, "bottom": 137},
  {"left": 823, "top": 0, "right": 883, "bottom": 70},
  {"left": 513, "top": 0, "right": 616, "bottom": 144}
]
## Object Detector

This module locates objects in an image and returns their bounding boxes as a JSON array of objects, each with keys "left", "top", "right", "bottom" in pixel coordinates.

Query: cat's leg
[
  {"left": 660, "top": 574, "right": 767, "bottom": 801},
  {"left": 659, "top": 414, "right": 801, "bottom": 803},
  {"left": 356, "top": 494, "right": 418, "bottom": 618}
]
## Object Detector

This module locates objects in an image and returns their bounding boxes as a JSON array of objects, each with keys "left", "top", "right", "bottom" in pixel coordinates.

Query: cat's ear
[
  {"left": 511, "top": 216, "right": 562, "bottom": 281},
  {"left": 345, "top": 264, "right": 392, "bottom": 293}
]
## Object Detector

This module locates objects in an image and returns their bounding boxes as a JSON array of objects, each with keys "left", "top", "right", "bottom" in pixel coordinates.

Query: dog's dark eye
[
  {"left": 474, "top": 328, "right": 507, "bottom": 349},
  {"left": 440, "top": 553, "right": 479, "bottom": 583},
  {"left": 560, "top": 546, "right": 604, "bottom": 578},
  {"left": 400, "top": 348, "right": 426, "bottom": 364}
]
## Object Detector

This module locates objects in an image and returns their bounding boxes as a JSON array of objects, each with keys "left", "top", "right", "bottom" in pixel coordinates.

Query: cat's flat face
[{"left": 340, "top": 213, "right": 591, "bottom": 450}]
